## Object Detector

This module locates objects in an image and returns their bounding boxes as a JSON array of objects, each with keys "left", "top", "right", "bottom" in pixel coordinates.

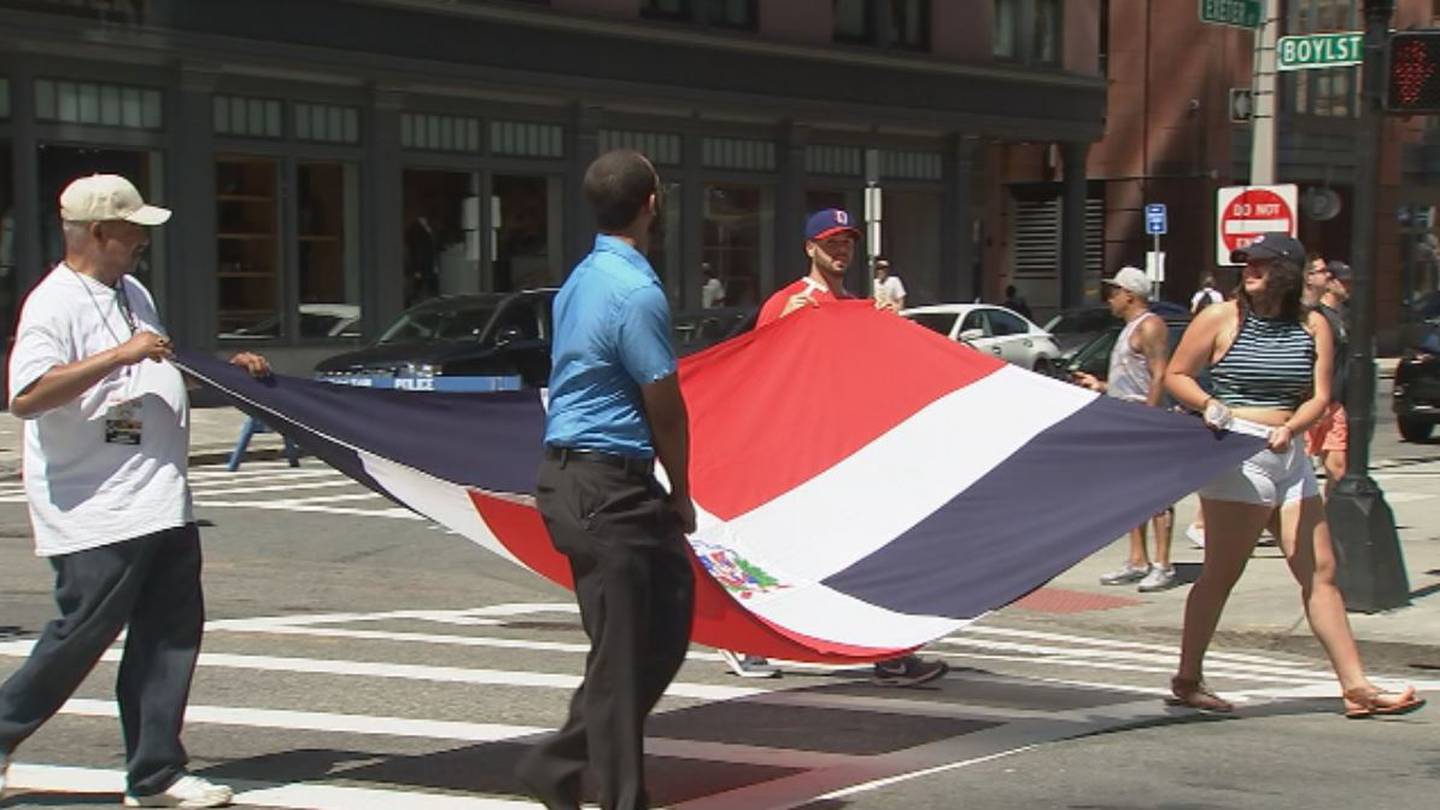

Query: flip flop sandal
[
  {"left": 1343, "top": 686, "right": 1427, "bottom": 719},
  {"left": 1166, "top": 677, "right": 1235, "bottom": 713}
]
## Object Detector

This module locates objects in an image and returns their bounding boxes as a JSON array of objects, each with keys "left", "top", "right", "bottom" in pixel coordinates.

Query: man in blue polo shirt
[{"left": 516, "top": 150, "right": 695, "bottom": 810}]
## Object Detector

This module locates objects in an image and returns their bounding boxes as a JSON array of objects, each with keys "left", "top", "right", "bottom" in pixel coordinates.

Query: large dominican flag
[{"left": 179, "top": 302, "right": 1262, "bottom": 663}]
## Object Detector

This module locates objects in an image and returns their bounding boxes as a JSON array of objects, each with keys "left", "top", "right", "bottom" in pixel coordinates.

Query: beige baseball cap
[{"left": 59, "top": 174, "right": 171, "bottom": 226}]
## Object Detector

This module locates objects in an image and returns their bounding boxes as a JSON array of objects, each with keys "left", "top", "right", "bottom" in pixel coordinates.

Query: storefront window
[
  {"left": 649, "top": 180, "right": 683, "bottom": 306},
  {"left": 296, "top": 162, "right": 362, "bottom": 337},
  {"left": 884, "top": 189, "right": 942, "bottom": 306},
  {"left": 993, "top": 0, "right": 1020, "bottom": 58},
  {"left": 493, "top": 174, "right": 559, "bottom": 292},
  {"left": 703, "top": 184, "right": 773, "bottom": 307},
  {"left": 1034, "top": 0, "right": 1062, "bottom": 64},
  {"left": 38, "top": 144, "right": 163, "bottom": 292},
  {"left": 216, "top": 156, "right": 281, "bottom": 338},
  {"left": 402, "top": 169, "right": 482, "bottom": 308}
]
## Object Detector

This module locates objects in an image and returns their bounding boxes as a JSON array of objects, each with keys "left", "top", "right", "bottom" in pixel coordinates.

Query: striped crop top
[{"left": 1209, "top": 309, "right": 1316, "bottom": 410}]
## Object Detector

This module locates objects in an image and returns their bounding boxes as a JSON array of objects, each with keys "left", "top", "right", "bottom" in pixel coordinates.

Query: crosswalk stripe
[
  {"left": 5, "top": 764, "right": 540, "bottom": 810},
  {"left": 54, "top": 698, "right": 859, "bottom": 770},
  {"left": 189, "top": 479, "right": 361, "bottom": 497},
  {"left": 960, "top": 625, "right": 1323, "bottom": 670},
  {"left": 194, "top": 500, "right": 420, "bottom": 519},
  {"left": 935, "top": 636, "right": 1334, "bottom": 682},
  {"left": 0, "top": 643, "right": 764, "bottom": 702}
]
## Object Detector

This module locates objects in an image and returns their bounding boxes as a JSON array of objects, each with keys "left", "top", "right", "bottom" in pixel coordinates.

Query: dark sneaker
[{"left": 871, "top": 654, "right": 948, "bottom": 686}]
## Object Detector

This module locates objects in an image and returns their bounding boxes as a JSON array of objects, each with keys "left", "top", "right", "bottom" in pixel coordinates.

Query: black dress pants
[
  {"left": 0, "top": 523, "right": 204, "bottom": 796},
  {"left": 520, "top": 456, "right": 695, "bottom": 810}
]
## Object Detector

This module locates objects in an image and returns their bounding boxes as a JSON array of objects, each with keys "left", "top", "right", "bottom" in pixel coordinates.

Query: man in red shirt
[
  {"left": 757, "top": 208, "right": 882, "bottom": 327},
  {"left": 719, "top": 209, "right": 948, "bottom": 687}
]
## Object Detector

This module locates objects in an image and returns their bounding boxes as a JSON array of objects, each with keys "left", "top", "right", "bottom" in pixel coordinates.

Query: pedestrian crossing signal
[{"left": 1388, "top": 31, "right": 1440, "bottom": 114}]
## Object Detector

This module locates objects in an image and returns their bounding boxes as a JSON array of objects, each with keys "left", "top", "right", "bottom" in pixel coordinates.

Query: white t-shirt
[
  {"left": 1190, "top": 287, "right": 1223, "bottom": 313},
  {"left": 7, "top": 265, "right": 192, "bottom": 556},
  {"left": 876, "top": 275, "right": 907, "bottom": 306},
  {"left": 701, "top": 277, "right": 725, "bottom": 309}
]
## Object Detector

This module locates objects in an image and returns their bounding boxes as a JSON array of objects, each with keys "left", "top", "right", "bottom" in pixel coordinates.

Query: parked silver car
[{"left": 901, "top": 304, "right": 1062, "bottom": 373}]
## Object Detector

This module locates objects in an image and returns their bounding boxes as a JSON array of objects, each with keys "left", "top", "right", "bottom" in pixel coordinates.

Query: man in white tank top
[{"left": 1074, "top": 266, "right": 1179, "bottom": 592}]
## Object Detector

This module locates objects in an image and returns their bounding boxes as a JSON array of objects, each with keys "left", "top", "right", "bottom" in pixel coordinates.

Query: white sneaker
[
  {"left": 1137, "top": 565, "right": 1179, "bottom": 592},
  {"left": 123, "top": 774, "right": 234, "bottom": 807},
  {"left": 1099, "top": 562, "right": 1149, "bottom": 586},
  {"left": 1186, "top": 523, "right": 1205, "bottom": 549},
  {"left": 717, "top": 649, "right": 779, "bottom": 678}
]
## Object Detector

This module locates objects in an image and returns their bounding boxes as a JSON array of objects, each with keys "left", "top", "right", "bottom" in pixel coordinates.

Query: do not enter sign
[{"left": 1217, "top": 184, "right": 1298, "bottom": 265}]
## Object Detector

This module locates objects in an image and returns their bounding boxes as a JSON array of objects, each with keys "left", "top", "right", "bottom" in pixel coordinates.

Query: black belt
[{"left": 545, "top": 446, "right": 655, "bottom": 476}]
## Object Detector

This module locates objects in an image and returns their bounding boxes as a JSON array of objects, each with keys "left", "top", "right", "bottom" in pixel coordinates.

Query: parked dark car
[
  {"left": 315, "top": 292, "right": 758, "bottom": 391},
  {"left": 1044, "top": 299, "right": 1187, "bottom": 355},
  {"left": 315, "top": 289, "right": 557, "bottom": 390},
  {"left": 1392, "top": 322, "right": 1440, "bottom": 442},
  {"left": 672, "top": 306, "right": 757, "bottom": 355},
  {"left": 1058, "top": 311, "right": 1193, "bottom": 386}
]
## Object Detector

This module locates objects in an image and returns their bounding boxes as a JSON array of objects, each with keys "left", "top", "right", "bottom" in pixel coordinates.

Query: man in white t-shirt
[
  {"left": 0, "top": 175, "right": 268, "bottom": 808},
  {"left": 873, "top": 258, "right": 906, "bottom": 311},
  {"left": 700, "top": 261, "right": 725, "bottom": 309}
]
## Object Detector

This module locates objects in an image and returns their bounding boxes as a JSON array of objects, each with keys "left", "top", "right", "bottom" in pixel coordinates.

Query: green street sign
[
  {"left": 1277, "top": 32, "right": 1364, "bottom": 71},
  {"left": 1199, "top": 0, "right": 1262, "bottom": 30}
]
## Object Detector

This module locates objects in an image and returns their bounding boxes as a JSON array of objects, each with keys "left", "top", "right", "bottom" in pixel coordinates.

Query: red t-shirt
[{"left": 756, "top": 277, "right": 851, "bottom": 329}]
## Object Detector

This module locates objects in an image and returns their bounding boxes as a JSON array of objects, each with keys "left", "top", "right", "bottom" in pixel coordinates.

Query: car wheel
[
  {"left": 1032, "top": 357, "right": 1055, "bottom": 377},
  {"left": 1397, "top": 416, "right": 1434, "bottom": 443}
]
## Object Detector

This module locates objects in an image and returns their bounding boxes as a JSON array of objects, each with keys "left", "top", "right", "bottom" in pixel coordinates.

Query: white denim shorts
[{"left": 1198, "top": 418, "right": 1319, "bottom": 506}]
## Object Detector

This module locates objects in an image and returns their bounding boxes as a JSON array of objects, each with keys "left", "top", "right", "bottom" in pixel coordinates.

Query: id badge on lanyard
[{"left": 102, "top": 280, "right": 143, "bottom": 445}]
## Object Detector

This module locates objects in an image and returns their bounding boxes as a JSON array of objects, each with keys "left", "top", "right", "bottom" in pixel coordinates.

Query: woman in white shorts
[{"left": 1163, "top": 233, "right": 1424, "bottom": 718}]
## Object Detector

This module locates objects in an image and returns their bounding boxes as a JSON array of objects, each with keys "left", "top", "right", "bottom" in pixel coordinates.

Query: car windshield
[
  {"left": 378, "top": 304, "right": 497, "bottom": 344},
  {"left": 1044, "top": 309, "right": 1112, "bottom": 334},
  {"left": 905, "top": 313, "right": 956, "bottom": 336}
]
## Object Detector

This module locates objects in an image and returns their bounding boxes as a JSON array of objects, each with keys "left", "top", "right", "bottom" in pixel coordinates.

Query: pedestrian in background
[
  {"left": 1002, "top": 284, "right": 1032, "bottom": 320},
  {"left": 1307, "top": 260, "right": 1352, "bottom": 499},
  {"left": 1190, "top": 274, "right": 1223, "bottom": 315},
  {"left": 700, "top": 261, "right": 725, "bottom": 309},
  {"left": 0, "top": 174, "right": 270, "bottom": 807},
  {"left": 1163, "top": 233, "right": 1425, "bottom": 718},
  {"left": 1075, "top": 266, "right": 1178, "bottom": 592},
  {"left": 518, "top": 150, "right": 696, "bottom": 810},
  {"left": 873, "top": 257, "right": 906, "bottom": 311}
]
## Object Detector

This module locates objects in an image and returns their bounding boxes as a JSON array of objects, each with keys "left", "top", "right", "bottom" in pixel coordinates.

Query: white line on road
[
  {"left": 188, "top": 479, "right": 363, "bottom": 497},
  {"left": 194, "top": 500, "right": 421, "bottom": 519},
  {"left": 0, "top": 643, "right": 762, "bottom": 702},
  {"left": 54, "top": 698, "right": 858, "bottom": 770},
  {"left": 5, "top": 764, "right": 542, "bottom": 810}
]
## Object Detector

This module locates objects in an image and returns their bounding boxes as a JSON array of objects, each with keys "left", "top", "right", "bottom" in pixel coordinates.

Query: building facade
[
  {"left": 1088, "top": 0, "right": 1438, "bottom": 350},
  {"left": 0, "top": 0, "right": 1106, "bottom": 374}
]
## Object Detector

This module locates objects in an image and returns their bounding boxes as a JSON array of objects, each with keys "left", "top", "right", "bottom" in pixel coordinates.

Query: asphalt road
[{"left": 0, "top": 391, "right": 1436, "bottom": 809}]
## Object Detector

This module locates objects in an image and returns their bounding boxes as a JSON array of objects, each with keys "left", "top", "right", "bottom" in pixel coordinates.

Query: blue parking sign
[{"left": 1145, "top": 203, "right": 1167, "bottom": 235}]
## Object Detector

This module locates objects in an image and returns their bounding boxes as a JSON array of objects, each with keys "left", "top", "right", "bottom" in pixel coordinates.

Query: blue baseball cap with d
[{"left": 805, "top": 209, "right": 862, "bottom": 242}]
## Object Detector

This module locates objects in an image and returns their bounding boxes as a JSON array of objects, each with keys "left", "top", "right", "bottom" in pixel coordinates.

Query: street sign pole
[
  {"left": 1250, "top": 0, "right": 1278, "bottom": 185},
  {"left": 1330, "top": 0, "right": 1411, "bottom": 613}
]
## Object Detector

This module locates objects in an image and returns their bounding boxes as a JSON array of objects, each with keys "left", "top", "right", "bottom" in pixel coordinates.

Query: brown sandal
[
  {"left": 1166, "top": 676, "right": 1235, "bottom": 713},
  {"left": 1343, "top": 686, "right": 1427, "bottom": 719}
]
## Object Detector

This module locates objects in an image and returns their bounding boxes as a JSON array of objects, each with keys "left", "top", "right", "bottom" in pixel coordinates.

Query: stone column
[
  {"left": 367, "top": 85, "right": 405, "bottom": 334},
  {"left": 941, "top": 134, "right": 979, "bottom": 302},
  {"left": 1060, "top": 141, "right": 1090, "bottom": 309}
]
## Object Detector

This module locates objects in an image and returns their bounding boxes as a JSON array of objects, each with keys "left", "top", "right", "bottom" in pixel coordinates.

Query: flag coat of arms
[{"left": 180, "top": 302, "right": 1262, "bottom": 663}]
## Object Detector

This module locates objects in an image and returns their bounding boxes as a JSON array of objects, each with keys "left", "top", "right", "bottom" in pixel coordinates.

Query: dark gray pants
[
  {"left": 519, "top": 456, "right": 695, "bottom": 810},
  {"left": 0, "top": 523, "right": 204, "bottom": 796}
]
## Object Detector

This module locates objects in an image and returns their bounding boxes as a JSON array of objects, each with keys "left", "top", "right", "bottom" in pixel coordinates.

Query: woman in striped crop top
[{"left": 1162, "top": 233, "right": 1424, "bottom": 719}]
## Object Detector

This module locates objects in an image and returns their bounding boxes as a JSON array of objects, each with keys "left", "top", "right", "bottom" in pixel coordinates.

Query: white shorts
[{"left": 1198, "top": 419, "right": 1319, "bottom": 506}]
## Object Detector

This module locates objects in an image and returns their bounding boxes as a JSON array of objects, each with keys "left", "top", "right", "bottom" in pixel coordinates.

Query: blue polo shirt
[{"left": 544, "top": 235, "right": 677, "bottom": 458}]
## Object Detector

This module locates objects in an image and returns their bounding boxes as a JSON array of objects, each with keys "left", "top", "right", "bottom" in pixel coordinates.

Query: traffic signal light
[{"left": 1388, "top": 30, "right": 1440, "bottom": 114}]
